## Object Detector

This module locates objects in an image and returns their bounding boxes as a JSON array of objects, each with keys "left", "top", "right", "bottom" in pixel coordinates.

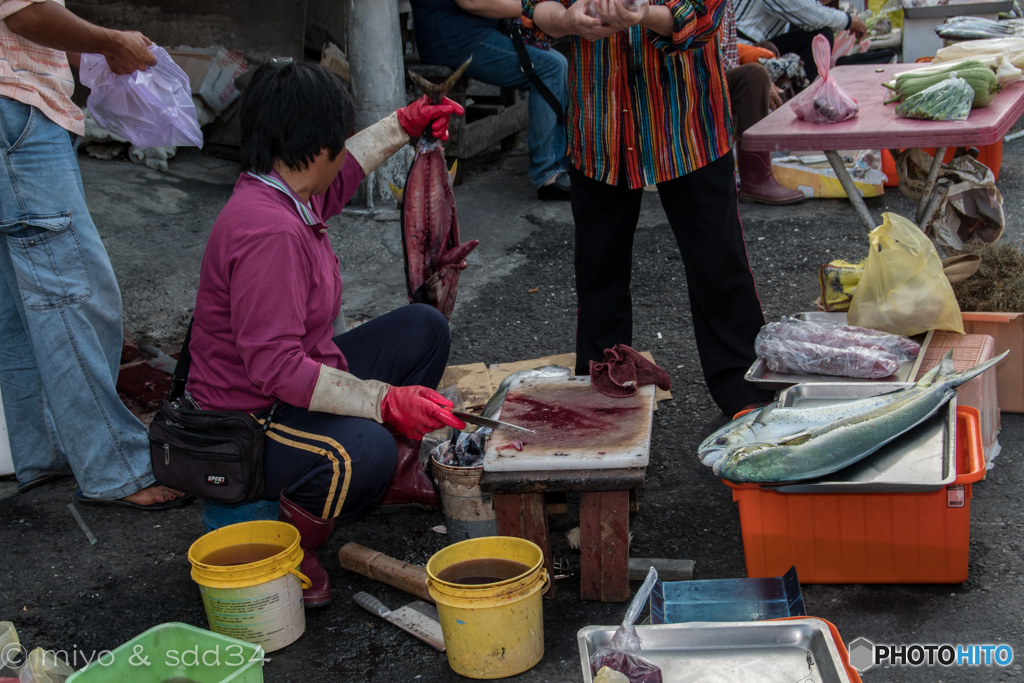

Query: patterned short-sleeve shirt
[{"left": 0, "top": 0, "right": 84, "bottom": 135}]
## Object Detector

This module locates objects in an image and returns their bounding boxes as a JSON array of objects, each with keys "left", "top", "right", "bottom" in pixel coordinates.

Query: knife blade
[
  {"left": 452, "top": 411, "right": 535, "bottom": 434},
  {"left": 353, "top": 592, "right": 445, "bottom": 651}
]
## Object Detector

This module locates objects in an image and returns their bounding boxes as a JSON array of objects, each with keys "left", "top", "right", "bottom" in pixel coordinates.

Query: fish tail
[
  {"left": 947, "top": 349, "right": 1010, "bottom": 388},
  {"left": 408, "top": 57, "right": 472, "bottom": 104},
  {"left": 916, "top": 361, "right": 944, "bottom": 387}
]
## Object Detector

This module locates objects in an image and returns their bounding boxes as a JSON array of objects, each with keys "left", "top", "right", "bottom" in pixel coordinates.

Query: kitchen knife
[
  {"left": 452, "top": 410, "right": 535, "bottom": 434},
  {"left": 352, "top": 592, "right": 445, "bottom": 651}
]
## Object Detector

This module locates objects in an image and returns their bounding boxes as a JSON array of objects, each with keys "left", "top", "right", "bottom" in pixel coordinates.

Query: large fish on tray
[
  {"left": 711, "top": 350, "right": 1007, "bottom": 483},
  {"left": 390, "top": 59, "right": 479, "bottom": 321}
]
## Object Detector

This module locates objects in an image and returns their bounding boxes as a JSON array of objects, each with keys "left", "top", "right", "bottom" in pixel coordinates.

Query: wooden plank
[
  {"left": 462, "top": 100, "right": 529, "bottom": 158},
  {"left": 492, "top": 493, "right": 556, "bottom": 598},
  {"left": 579, "top": 491, "right": 630, "bottom": 602},
  {"left": 744, "top": 64, "right": 1024, "bottom": 152},
  {"left": 479, "top": 468, "right": 645, "bottom": 494}
]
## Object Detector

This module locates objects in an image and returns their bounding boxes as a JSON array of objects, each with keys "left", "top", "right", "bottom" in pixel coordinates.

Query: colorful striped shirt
[
  {"left": 523, "top": 0, "right": 733, "bottom": 189},
  {"left": 0, "top": 0, "right": 84, "bottom": 135}
]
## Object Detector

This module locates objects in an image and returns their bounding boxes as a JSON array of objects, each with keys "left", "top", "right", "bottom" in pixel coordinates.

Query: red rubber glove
[
  {"left": 396, "top": 95, "right": 466, "bottom": 141},
  {"left": 380, "top": 385, "right": 466, "bottom": 440}
]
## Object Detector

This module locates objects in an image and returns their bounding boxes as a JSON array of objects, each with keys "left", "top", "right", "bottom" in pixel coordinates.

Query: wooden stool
[{"left": 479, "top": 468, "right": 645, "bottom": 602}]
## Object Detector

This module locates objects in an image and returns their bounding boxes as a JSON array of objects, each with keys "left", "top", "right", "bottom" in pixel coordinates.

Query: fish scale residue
[{"left": 493, "top": 385, "right": 645, "bottom": 453}]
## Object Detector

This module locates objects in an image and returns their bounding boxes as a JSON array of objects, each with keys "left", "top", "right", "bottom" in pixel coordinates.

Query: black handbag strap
[
  {"left": 168, "top": 318, "right": 194, "bottom": 401},
  {"left": 168, "top": 318, "right": 279, "bottom": 432},
  {"left": 510, "top": 28, "right": 566, "bottom": 127}
]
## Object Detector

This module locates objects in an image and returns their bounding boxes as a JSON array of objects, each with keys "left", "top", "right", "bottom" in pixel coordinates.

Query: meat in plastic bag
[
  {"left": 769, "top": 317, "right": 920, "bottom": 361},
  {"left": 590, "top": 568, "right": 663, "bottom": 683},
  {"left": 756, "top": 335, "right": 900, "bottom": 379},
  {"left": 80, "top": 46, "right": 203, "bottom": 148},
  {"left": 791, "top": 34, "right": 859, "bottom": 123}
]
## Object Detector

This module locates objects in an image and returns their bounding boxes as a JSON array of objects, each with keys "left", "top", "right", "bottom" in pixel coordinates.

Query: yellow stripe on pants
[{"left": 265, "top": 423, "right": 353, "bottom": 519}]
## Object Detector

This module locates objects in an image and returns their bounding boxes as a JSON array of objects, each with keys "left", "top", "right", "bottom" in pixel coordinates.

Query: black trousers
[
  {"left": 259, "top": 304, "right": 450, "bottom": 520},
  {"left": 569, "top": 152, "right": 772, "bottom": 415},
  {"left": 768, "top": 28, "right": 834, "bottom": 85}
]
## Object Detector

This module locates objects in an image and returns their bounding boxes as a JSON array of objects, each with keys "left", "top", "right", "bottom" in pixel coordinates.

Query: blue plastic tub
[{"left": 650, "top": 566, "right": 805, "bottom": 624}]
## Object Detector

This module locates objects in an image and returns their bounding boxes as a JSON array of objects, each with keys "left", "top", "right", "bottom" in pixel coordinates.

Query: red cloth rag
[{"left": 589, "top": 345, "right": 672, "bottom": 398}]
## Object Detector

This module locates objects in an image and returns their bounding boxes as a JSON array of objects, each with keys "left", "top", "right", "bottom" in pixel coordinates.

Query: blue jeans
[
  {"left": 465, "top": 30, "right": 568, "bottom": 189},
  {"left": 0, "top": 98, "right": 154, "bottom": 499}
]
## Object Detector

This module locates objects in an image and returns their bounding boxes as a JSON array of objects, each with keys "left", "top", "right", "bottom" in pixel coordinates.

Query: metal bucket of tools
[{"left": 431, "top": 460, "right": 497, "bottom": 543}]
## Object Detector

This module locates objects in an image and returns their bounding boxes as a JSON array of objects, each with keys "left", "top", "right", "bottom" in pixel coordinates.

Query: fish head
[
  {"left": 697, "top": 404, "right": 776, "bottom": 465},
  {"left": 712, "top": 442, "right": 776, "bottom": 481}
]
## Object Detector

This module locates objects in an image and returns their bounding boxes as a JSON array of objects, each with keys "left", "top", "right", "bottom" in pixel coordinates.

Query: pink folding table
[{"left": 744, "top": 63, "right": 1024, "bottom": 232}]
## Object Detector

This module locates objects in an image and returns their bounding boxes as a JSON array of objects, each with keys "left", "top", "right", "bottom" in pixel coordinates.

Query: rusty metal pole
[{"left": 347, "top": 0, "right": 413, "bottom": 211}]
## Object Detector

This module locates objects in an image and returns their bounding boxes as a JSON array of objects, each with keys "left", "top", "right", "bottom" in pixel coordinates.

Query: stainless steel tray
[
  {"left": 766, "top": 383, "right": 956, "bottom": 493},
  {"left": 745, "top": 313, "right": 932, "bottom": 390},
  {"left": 578, "top": 619, "right": 852, "bottom": 683},
  {"left": 902, "top": 0, "right": 1013, "bottom": 19}
]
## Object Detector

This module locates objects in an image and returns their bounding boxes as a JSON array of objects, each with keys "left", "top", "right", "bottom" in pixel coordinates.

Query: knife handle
[{"left": 352, "top": 592, "right": 390, "bottom": 617}]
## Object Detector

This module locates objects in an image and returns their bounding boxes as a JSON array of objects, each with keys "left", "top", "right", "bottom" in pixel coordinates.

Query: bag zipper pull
[
  {"left": 166, "top": 419, "right": 186, "bottom": 428},
  {"left": 164, "top": 442, "right": 170, "bottom": 465}
]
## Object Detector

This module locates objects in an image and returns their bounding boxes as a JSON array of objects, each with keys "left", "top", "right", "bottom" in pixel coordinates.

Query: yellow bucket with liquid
[
  {"left": 426, "top": 537, "right": 547, "bottom": 679},
  {"left": 188, "top": 521, "right": 310, "bottom": 652}
]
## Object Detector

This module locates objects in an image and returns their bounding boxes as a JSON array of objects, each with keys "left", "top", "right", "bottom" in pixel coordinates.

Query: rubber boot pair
[
  {"left": 278, "top": 492, "right": 336, "bottom": 607},
  {"left": 737, "top": 144, "right": 805, "bottom": 206}
]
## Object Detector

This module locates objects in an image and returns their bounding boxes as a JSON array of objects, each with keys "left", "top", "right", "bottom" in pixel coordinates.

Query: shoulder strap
[
  {"left": 509, "top": 29, "right": 566, "bottom": 127},
  {"left": 168, "top": 318, "right": 194, "bottom": 400}
]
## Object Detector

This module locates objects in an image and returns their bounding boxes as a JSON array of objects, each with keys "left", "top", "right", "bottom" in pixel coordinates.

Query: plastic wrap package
[
  {"left": 590, "top": 568, "right": 663, "bottom": 683},
  {"left": 791, "top": 34, "right": 859, "bottom": 123},
  {"left": 80, "top": 46, "right": 203, "bottom": 148},
  {"left": 934, "top": 37, "right": 1024, "bottom": 69},
  {"left": 18, "top": 649, "right": 73, "bottom": 683},
  {"left": 0, "top": 622, "right": 21, "bottom": 677},
  {"left": 769, "top": 317, "right": 921, "bottom": 361},
  {"left": 896, "top": 76, "right": 973, "bottom": 121},
  {"left": 756, "top": 335, "right": 901, "bottom": 379},
  {"left": 848, "top": 213, "right": 965, "bottom": 336}
]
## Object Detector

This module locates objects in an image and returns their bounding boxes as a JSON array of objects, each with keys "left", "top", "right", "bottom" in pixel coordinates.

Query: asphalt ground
[{"left": 1, "top": 141, "right": 1023, "bottom": 683}]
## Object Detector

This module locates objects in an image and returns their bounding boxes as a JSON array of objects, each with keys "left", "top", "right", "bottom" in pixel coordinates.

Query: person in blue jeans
[
  {"left": 0, "top": 0, "right": 187, "bottom": 509},
  {"left": 410, "top": 0, "right": 571, "bottom": 200}
]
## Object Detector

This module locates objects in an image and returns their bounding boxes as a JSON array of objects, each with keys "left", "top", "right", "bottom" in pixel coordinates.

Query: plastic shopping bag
[
  {"left": 791, "top": 34, "right": 859, "bottom": 123},
  {"left": 80, "top": 46, "right": 203, "bottom": 148},
  {"left": 589, "top": 568, "right": 663, "bottom": 683},
  {"left": 896, "top": 75, "right": 973, "bottom": 121},
  {"left": 848, "top": 213, "right": 965, "bottom": 336}
]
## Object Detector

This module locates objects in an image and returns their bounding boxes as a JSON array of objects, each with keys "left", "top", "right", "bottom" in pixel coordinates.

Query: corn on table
[{"left": 743, "top": 64, "right": 1024, "bottom": 232}]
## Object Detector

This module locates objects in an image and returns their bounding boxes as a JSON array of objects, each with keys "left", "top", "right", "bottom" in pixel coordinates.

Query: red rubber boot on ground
[
  {"left": 737, "top": 147, "right": 805, "bottom": 205},
  {"left": 278, "top": 492, "right": 336, "bottom": 607},
  {"left": 372, "top": 433, "right": 439, "bottom": 509}
]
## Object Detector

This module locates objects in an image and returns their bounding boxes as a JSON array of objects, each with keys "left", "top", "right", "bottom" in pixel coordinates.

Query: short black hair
[{"left": 239, "top": 60, "right": 355, "bottom": 174}]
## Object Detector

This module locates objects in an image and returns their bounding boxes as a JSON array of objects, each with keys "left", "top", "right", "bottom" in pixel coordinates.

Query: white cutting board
[{"left": 482, "top": 376, "right": 654, "bottom": 472}]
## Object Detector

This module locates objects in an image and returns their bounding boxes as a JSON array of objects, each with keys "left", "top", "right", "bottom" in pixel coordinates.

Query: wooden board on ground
[{"left": 482, "top": 375, "right": 655, "bottom": 472}]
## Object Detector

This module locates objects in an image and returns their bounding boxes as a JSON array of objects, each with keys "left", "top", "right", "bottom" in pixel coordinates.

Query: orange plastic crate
[
  {"left": 915, "top": 332, "right": 999, "bottom": 462},
  {"left": 727, "top": 407, "right": 985, "bottom": 584}
]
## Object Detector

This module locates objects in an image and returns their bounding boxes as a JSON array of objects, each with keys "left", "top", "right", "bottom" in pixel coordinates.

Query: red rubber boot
[
  {"left": 278, "top": 492, "right": 336, "bottom": 607},
  {"left": 737, "top": 146, "right": 805, "bottom": 205},
  {"left": 372, "top": 433, "right": 439, "bottom": 509}
]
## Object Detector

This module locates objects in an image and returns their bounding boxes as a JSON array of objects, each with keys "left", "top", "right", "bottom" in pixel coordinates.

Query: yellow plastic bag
[{"left": 848, "top": 213, "right": 964, "bottom": 336}]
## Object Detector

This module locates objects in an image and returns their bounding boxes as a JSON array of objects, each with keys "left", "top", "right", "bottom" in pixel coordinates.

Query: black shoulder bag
[{"left": 148, "top": 319, "right": 279, "bottom": 504}]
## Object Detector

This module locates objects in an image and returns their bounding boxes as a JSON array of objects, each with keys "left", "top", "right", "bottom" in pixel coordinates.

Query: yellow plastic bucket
[
  {"left": 188, "top": 520, "right": 311, "bottom": 652},
  {"left": 426, "top": 537, "right": 547, "bottom": 679}
]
